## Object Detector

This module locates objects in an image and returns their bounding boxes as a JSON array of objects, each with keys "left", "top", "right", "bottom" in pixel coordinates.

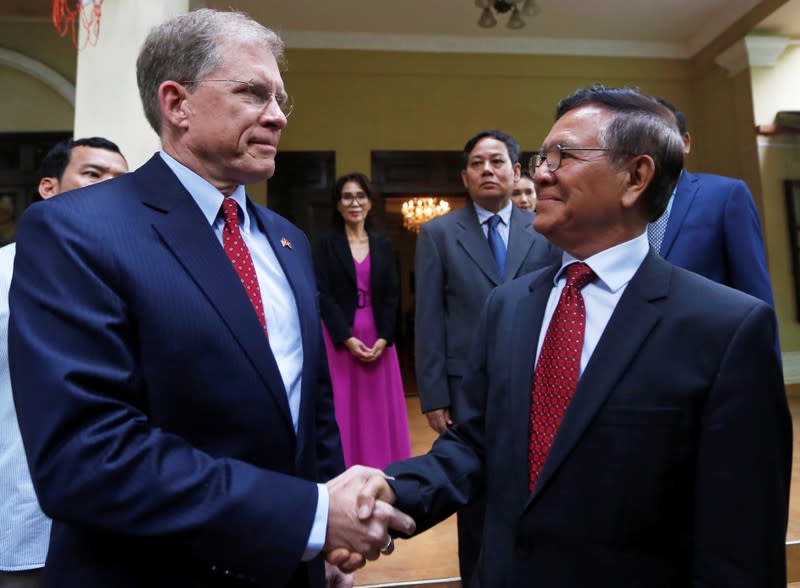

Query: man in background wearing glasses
[
  {"left": 8, "top": 9, "right": 413, "bottom": 588},
  {"left": 357, "top": 85, "right": 791, "bottom": 587}
]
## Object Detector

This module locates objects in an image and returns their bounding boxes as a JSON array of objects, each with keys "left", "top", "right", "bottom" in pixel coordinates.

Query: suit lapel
[
  {"left": 455, "top": 203, "right": 501, "bottom": 286},
  {"left": 139, "top": 156, "right": 294, "bottom": 434},
  {"left": 510, "top": 268, "right": 557, "bottom": 504},
  {"left": 659, "top": 171, "right": 697, "bottom": 257},
  {"left": 527, "top": 253, "right": 670, "bottom": 506},
  {"left": 504, "top": 208, "right": 535, "bottom": 283},
  {"left": 332, "top": 232, "right": 356, "bottom": 287},
  {"left": 251, "top": 206, "right": 323, "bottom": 460}
]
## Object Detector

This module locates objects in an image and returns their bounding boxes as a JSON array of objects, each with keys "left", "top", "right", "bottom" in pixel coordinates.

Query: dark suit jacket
[
  {"left": 314, "top": 228, "right": 399, "bottom": 345},
  {"left": 389, "top": 252, "right": 792, "bottom": 587},
  {"left": 414, "top": 202, "right": 559, "bottom": 414},
  {"left": 660, "top": 171, "right": 774, "bottom": 305},
  {"left": 8, "top": 155, "right": 344, "bottom": 587}
]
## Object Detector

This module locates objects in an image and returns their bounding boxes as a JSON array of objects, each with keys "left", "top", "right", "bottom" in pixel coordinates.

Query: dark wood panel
[
  {"left": 372, "top": 151, "right": 466, "bottom": 196},
  {"left": 267, "top": 151, "right": 336, "bottom": 245},
  {"left": 0, "top": 131, "right": 71, "bottom": 244}
]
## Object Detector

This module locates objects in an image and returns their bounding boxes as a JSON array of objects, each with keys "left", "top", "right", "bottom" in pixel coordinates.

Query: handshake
[{"left": 324, "top": 465, "right": 416, "bottom": 574}]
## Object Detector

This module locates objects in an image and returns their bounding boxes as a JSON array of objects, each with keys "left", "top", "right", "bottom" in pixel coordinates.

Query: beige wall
[
  {"left": 279, "top": 49, "right": 691, "bottom": 174},
  {"left": 3, "top": 21, "right": 796, "bottom": 349},
  {"left": 0, "top": 22, "right": 76, "bottom": 131},
  {"left": 751, "top": 45, "right": 800, "bottom": 350}
]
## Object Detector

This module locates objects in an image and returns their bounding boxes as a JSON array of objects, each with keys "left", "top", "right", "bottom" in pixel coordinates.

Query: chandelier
[
  {"left": 475, "top": 0, "right": 540, "bottom": 29},
  {"left": 401, "top": 197, "right": 451, "bottom": 233}
]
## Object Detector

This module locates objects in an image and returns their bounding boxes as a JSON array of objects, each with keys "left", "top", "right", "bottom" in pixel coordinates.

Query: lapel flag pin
[{"left": 280, "top": 237, "right": 292, "bottom": 249}]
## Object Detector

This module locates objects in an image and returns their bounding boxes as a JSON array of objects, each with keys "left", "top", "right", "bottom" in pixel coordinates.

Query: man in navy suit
[
  {"left": 651, "top": 98, "right": 774, "bottom": 305},
  {"left": 8, "top": 9, "right": 411, "bottom": 588},
  {"left": 0, "top": 137, "right": 127, "bottom": 588},
  {"left": 357, "top": 86, "right": 792, "bottom": 586},
  {"left": 413, "top": 129, "right": 558, "bottom": 585}
]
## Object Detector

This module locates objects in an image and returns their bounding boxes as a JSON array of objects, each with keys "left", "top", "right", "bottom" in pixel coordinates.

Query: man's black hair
[{"left": 39, "top": 137, "right": 123, "bottom": 180}]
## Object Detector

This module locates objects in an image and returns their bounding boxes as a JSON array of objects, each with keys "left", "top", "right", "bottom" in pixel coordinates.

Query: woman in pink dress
[{"left": 313, "top": 173, "right": 411, "bottom": 469}]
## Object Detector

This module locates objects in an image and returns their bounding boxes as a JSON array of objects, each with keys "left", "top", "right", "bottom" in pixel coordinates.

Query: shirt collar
[
  {"left": 159, "top": 150, "right": 250, "bottom": 231},
  {"left": 555, "top": 231, "right": 649, "bottom": 293},
  {"left": 473, "top": 199, "right": 513, "bottom": 226}
]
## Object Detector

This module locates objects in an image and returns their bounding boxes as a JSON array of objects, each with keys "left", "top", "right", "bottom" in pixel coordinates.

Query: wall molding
[
  {"left": 783, "top": 351, "right": 800, "bottom": 385},
  {"left": 0, "top": 47, "right": 75, "bottom": 106}
]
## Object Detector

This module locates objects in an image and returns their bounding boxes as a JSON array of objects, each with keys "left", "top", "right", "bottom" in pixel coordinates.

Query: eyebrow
[
  {"left": 470, "top": 152, "right": 507, "bottom": 159},
  {"left": 79, "top": 163, "right": 111, "bottom": 171}
]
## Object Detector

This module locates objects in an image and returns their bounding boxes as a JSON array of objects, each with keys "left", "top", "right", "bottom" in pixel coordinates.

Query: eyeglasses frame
[
  {"left": 179, "top": 78, "right": 294, "bottom": 118},
  {"left": 528, "top": 145, "right": 613, "bottom": 175}
]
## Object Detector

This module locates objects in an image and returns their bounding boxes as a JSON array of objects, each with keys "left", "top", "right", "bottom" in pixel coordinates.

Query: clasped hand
[
  {"left": 344, "top": 337, "right": 387, "bottom": 363},
  {"left": 324, "top": 465, "right": 415, "bottom": 573}
]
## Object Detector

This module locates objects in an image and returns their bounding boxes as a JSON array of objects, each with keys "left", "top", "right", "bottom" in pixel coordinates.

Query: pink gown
[{"left": 322, "top": 253, "right": 411, "bottom": 469}]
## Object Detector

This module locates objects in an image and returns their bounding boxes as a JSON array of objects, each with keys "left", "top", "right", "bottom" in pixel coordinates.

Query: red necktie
[
  {"left": 528, "top": 262, "right": 595, "bottom": 492},
  {"left": 221, "top": 197, "right": 267, "bottom": 334}
]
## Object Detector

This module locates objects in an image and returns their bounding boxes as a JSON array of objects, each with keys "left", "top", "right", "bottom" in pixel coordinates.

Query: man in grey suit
[{"left": 414, "top": 129, "right": 558, "bottom": 586}]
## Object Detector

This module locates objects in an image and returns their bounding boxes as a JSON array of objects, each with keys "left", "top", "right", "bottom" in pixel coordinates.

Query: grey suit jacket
[{"left": 414, "top": 201, "right": 559, "bottom": 414}]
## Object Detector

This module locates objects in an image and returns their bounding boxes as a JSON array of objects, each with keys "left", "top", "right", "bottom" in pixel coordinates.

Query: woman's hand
[
  {"left": 367, "top": 338, "right": 387, "bottom": 361},
  {"left": 344, "top": 337, "right": 373, "bottom": 362}
]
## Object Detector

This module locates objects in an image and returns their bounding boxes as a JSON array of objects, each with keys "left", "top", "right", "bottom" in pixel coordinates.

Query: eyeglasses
[
  {"left": 180, "top": 79, "right": 294, "bottom": 118},
  {"left": 340, "top": 193, "right": 369, "bottom": 205},
  {"left": 529, "top": 144, "right": 612, "bottom": 174}
]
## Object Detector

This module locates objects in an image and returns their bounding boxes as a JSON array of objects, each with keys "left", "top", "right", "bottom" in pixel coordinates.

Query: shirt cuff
[{"left": 301, "top": 483, "right": 329, "bottom": 561}]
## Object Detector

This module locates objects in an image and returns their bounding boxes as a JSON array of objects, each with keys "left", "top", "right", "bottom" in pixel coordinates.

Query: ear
[
  {"left": 620, "top": 154, "right": 655, "bottom": 209},
  {"left": 512, "top": 161, "right": 521, "bottom": 182},
  {"left": 682, "top": 131, "right": 692, "bottom": 156},
  {"left": 159, "top": 80, "right": 192, "bottom": 130},
  {"left": 38, "top": 177, "right": 59, "bottom": 199}
]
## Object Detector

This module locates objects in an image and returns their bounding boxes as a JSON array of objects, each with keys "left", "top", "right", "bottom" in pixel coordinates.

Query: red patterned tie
[
  {"left": 528, "top": 262, "right": 595, "bottom": 492},
  {"left": 221, "top": 197, "right": 267, "bottom": 334}
]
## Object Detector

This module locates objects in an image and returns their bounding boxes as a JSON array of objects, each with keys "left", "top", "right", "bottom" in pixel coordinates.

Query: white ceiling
[
  {"left": 215, "top": 0, "right": 783, "bottom": 59},
  {"left": 3, "top": 0, "right": 797, "bottom": 60}
]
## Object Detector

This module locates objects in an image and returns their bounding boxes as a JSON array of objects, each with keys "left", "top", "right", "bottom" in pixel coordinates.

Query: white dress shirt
[
  {"left": 0, "top": 243, "right": 51, "bottom": 570},
  {"left": 159, "top": 152, "right": 327, "bottom": 561},
  {"left": 536, "top": 232, "right": 650, "bottom": 373},
  {"left": 474, "top": 200, "right": 513, "bottom": 247}
]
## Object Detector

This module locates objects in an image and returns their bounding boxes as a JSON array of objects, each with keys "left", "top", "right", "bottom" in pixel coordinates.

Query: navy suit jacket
[
  {"left": 414, "top": 202, "right": 559, "bottom": 415},
  {"left": 660, "top": 171, "right": 774, "bottom": 305},
  {"left": 389, "top": 252, "right": 792, "bottom": 587},
  {"left": 8, "top": 155, "right": 343, "bottom": 587}
]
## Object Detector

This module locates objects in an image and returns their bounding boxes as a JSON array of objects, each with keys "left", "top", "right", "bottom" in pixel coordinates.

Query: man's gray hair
[{"left": 136, "top": 8, "right": 284, "bottom": 134}]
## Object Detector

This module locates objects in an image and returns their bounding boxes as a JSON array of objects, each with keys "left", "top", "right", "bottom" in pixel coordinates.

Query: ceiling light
[
  {"left": 521, "top": 0, "right": 541, "bottom": 16},
  {"left": 476, "top": 0, "right": 539, "bottom": 29},
  {"left": 401, "top": 197, "right": 451, "bottom": 233},
  {"left": 478, "top": 7, "right": 497, "bottom": 28},
  {"left": 507, "top": 7, "right": 525, "bottom": 29}
]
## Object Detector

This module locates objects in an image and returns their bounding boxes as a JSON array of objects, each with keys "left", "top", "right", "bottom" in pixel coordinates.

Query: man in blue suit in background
[
  {"left": 651, "top": 98, "right": 774, "bottom": 305},
  {"left": 8, "top": 9, "right": 411, "bottom": 588}
]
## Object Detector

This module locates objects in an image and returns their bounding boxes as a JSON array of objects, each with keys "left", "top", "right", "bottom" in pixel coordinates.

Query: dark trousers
[
  {"left": 0, "top": 569, "right": 43, "bottom": 588},
  {"left": 456, "top": 494, "right": 485, "bottom": 588},
  {"left": 448, "top": 374, "right": 484, "bottom": 588}
]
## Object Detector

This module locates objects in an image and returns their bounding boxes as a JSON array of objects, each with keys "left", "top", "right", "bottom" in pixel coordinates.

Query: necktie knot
[
  {"left": 565, "top": 262, "right": 595, "bottom": 291},
  {"left": 221, "top": 197, "right": 240, "bottom": 227},
  {"left": 486, "top": 214, "right": 506, "bottom": 279}
]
